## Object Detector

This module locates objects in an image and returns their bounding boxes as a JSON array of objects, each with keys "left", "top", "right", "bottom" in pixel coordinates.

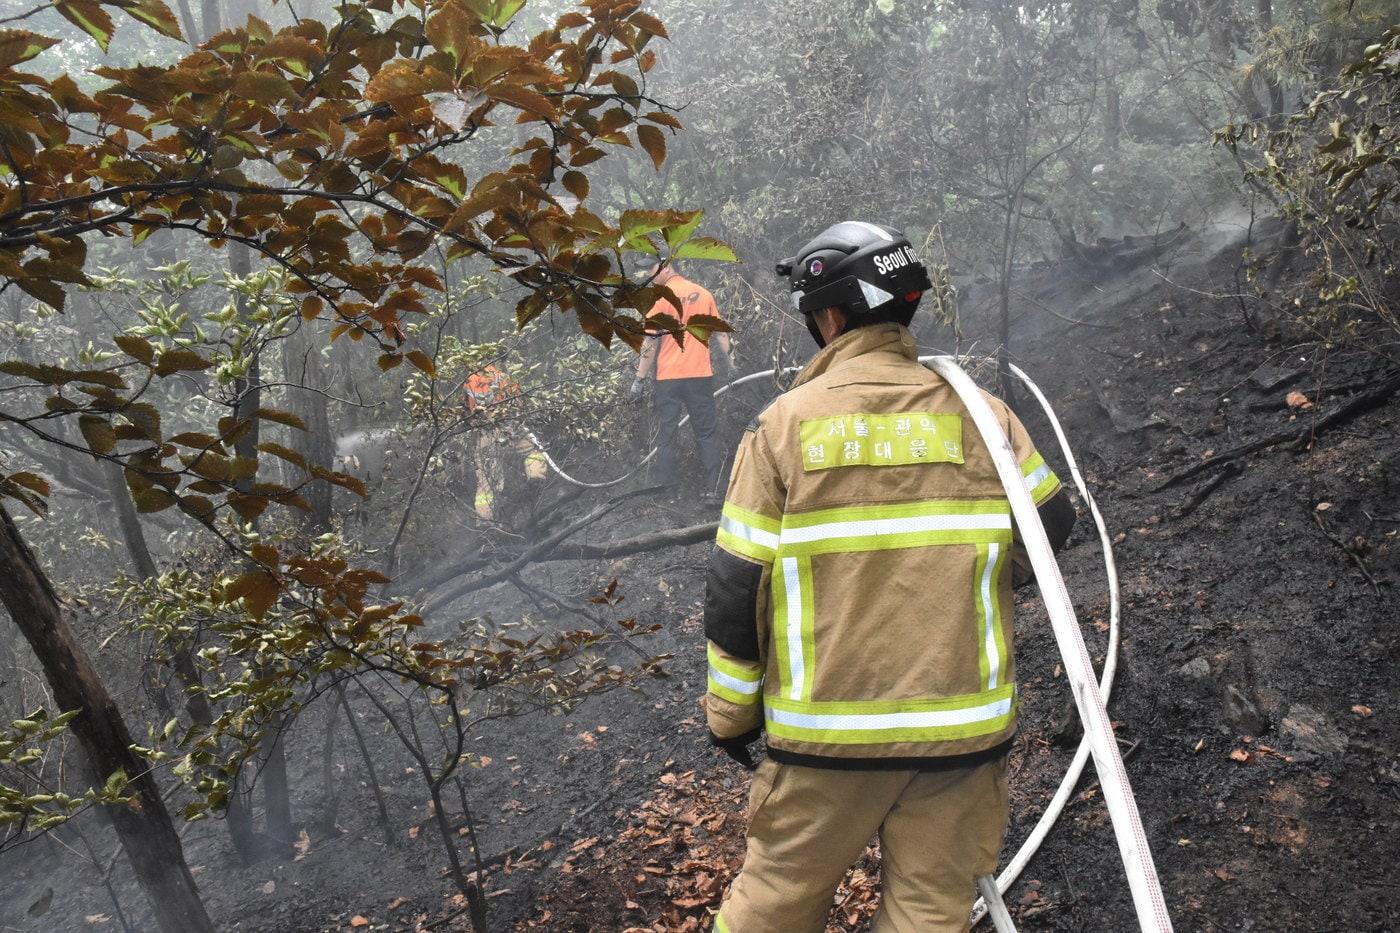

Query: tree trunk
[
  {"left": 1256, "top": 0, "right": 1285, "bottom": 127},
  {"left": 0, "top": 503, "right": 214, "bottom": 933},
  {"left": 104, "top": 463, "right": 158, "bottom": 579},
  {"left": 172, "top": 0, "right": 199, "bottom": 47},
  {"left": 228, "top": 239, "right": 295, "bottom": 851},
  {"left": 1103, "top": 75, "right": 1121, "bottom": 152},
  {"left": 199, "top": 0, "right": 220, "bottom": 39},
  {"left": 280, "top": 321, "right": 334, "bottom": 532}
]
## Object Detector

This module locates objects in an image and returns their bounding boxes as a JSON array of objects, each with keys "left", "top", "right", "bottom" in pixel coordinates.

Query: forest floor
[{"left": 7, "top": 220, "right": 1400, "bottom": 932}]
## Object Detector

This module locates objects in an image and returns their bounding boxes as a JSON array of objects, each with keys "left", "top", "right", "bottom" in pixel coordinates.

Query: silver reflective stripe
[
  {"left": 859, "top": 279, "right": 894, "bottom": 309},
  {"left": 767, "top": 696, "right": 1014, "bottom": 731},
  {"left": 721, "top": 514, "right": 780, "bottom": 551},
  {"left": 1023, "top": 463, "right": 1053, "bottom": 493},
  {"left": 849, "top": 221, "right": 894, "bottom": 242},
  {"left": 982, "top": 543, "right": 1002, "bottom": 690},
  {"left": 780, "top": 512, "right": 1010, "bottom": 545},
  {"left": 708, "top": 664, "right": 761, "bottom": 695},
  {"left": 783, "top": 557, "right": 804, "bottom": 700}
]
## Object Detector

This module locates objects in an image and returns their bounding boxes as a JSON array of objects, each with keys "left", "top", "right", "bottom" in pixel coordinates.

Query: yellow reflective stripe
[
  {"left": 723, "top": 502, "right": 781, "bottom": 534},
  {"left": 768, "top": 556, "right": 821, "bottom": 704},
  {"left": 717, "top": 502, "right": 780, "bottom": 563},
  {"left": 776, "top": 499, "right": 1012, "bottom": 557},
  {"left": 716, "top": 527, "right": 776, "bottom": 563},
  {"left": 973, "top": 543, "right": 1007, "bottom": 692},
  {"left": 973, "top": 545, "right": 991, "bottom": 690},
  {"left": 778, "top": 557, "right": 805, "bottom": 700},
  {"left": 707, "top": 644, "right": 762, "bottom": 684},
  {"left": 798, "top": 557, "right": 815, "bottom": 703},
  {"left": 1020, "top": 452, "right": 1061, "bottom": 504},
  {"left": 783, "top": 498, "right": 1010, "bottom": 528},
  {"left": 715, "top": 914, "right": 733, "bottom": 933},
  {"left": 764, "top": 686, "right": 1017, "bottom": 744},
  {"left": 708, "top": 677, "right": 761, "bottom": 707}
]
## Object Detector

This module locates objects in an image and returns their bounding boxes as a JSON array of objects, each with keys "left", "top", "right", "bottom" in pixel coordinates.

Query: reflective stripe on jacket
[{"left": 702, "top": 323, "right": 1062, "bottom": 769}]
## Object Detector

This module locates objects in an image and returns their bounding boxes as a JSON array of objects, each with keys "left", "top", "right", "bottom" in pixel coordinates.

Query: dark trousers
[{"left": 654, "top": 376, "right": 721, "bottom": 491}]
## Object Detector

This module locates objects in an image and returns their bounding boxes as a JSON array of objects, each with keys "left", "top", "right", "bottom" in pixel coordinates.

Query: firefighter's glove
[
  {"left": 709, "top": 727, "right": 761, "bottom": 771},
  {"left": 628, "top": 377, "right": 646, "bottom": 400}
]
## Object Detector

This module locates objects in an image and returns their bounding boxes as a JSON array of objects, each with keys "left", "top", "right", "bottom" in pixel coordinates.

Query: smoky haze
[{"left": 1, "top": 0, "right": 1398, "bottom": 930}]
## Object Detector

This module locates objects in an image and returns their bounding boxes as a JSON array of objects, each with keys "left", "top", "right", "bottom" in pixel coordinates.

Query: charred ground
[{"left": 6, "top": 225, "right": 1399, "bottom": 933}]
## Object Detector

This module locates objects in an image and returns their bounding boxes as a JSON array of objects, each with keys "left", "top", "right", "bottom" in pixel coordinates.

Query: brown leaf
[
  {"left": 636, "top": 124, "right": 666, "bottom": 170},
  {"left": 1351, "top": 704, "right": 1374, "bottom": 717},
  {"left": 1228, "top": 748, "right": 1251, "bottom": 763},
  {"left": 1285, "top": 390, "right": 1312, "bottom": 409},
  {"left": 349, "top": 917, "right": 369, "bottom": 928}
]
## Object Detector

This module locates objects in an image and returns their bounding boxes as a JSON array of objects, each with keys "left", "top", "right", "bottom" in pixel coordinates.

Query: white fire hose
[
  {"left": 526, "top": 357, "right": 1172, "bottom": 930},
  {"left": 929, "top": 356, "right": 1172, "bottom": 932}
]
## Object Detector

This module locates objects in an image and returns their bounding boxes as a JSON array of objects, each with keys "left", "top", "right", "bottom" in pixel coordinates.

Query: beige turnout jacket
[{"left": 703, "top": 323, "right": 1061, "bottom": 769}]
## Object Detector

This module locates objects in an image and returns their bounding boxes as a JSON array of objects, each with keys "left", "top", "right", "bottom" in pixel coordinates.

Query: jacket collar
[{"left": 791, "top": 323, "right": 918, "bottom": 389}]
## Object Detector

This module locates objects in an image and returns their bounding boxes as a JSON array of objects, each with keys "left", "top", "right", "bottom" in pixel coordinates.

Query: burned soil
[{"left": 6, "top": 225, "right": 1399, "bottom": 932}]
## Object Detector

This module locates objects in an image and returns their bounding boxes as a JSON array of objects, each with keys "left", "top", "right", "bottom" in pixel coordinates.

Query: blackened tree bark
[{"left": 0, "top": 503, "right": 214, "bottom": 933}]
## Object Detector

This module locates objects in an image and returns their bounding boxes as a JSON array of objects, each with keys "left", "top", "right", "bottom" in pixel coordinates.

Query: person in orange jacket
[
  {"left": 630, "top": 262, "right": 734, "bottom": 499},
  {"left": 460, "top": 364, "right": 544, "bottom": 518}
]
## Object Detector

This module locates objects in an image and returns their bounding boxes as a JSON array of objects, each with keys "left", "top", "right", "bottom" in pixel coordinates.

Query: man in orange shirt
[{"left": 630, "top": 262, "right": 734, "bottom": 498}]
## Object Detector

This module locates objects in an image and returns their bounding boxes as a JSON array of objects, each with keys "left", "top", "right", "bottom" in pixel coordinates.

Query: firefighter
[
  {"left": 629, "top": 261, "right": 734, "bottom": 499},
  {"left": 462, "top": 364, "right": 545, "bottom": 519},
  {"left": 702, "top": 221, "right": 1077, "bottom": 932}
]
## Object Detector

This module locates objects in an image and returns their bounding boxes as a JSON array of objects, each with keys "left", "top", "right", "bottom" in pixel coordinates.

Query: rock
[
  {"left": 1280, "top": 704, "right": 1348, "bottom": 762},
  {"left": 1224, "top": 684, "right": 1267, "bottom": 735},
  {"left": 1179, "top": 657, "right": 1211, "bottom": 683}
]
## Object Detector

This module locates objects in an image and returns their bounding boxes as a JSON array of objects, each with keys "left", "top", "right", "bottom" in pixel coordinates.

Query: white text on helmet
[{"left": 873, "top": 245, "right": 919, "bottom": 276}]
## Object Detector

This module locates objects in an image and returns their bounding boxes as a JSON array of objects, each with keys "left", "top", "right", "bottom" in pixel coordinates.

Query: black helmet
[{"left": 776, "top": 221, "right": 932, "bottom": 347}]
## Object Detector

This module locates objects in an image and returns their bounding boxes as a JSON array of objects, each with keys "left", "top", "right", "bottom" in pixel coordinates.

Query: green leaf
[
  {"left": 55, "top": 0, "right": 114, "bottom": 52},
  {"left": 493, "top": 0, "right": 526, "bottom": 27},
  {"left": 672, "top": 236, "right": 739, "bottom": 262},
  {"left": 663, "top": 210, "right": 703, "bottom": 250}
]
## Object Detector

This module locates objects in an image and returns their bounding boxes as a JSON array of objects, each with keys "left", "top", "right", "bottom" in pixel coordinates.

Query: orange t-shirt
[{"left": 649, "top": 275, "right": 721, "bottom": 380}]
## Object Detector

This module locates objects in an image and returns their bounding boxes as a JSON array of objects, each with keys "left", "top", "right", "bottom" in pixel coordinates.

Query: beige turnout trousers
[{"left": 715, "top": 757, "right": 1008, "bottom": 933}]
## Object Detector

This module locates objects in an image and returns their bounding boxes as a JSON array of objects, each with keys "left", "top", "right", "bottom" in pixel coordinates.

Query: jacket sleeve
[
  {"left": 991, "top": 398, "right": 1076, "bottom": 587},
  {"left": 703, "top": 421, "right": 784, "bottom": 739}
]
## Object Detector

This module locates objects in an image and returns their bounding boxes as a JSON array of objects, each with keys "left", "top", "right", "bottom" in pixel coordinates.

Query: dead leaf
[
  {"left": 1352, "top": 704, "right": 1374, "bottom": 717},
  {"left": 1316, "top": 501, "right": 1332, "bottom": 511},
  {"left": 1211, "top": 867, "right": 1236, "bottom": 883},
  {"left": 85, "top": 915, "right": 112, "bottom": 925},
  {"left": 1229, "top": 748, "right": 1251, "bottom": 763},
  {"left": 407, "top": 825, "right": 419, "bottom": 839},
  {"left": 349, "top": 916, "right": 369, "bottom": 928},
  {"left": 1286, "top": 390, "right": 1313, "bottom": 409},
  {"left": 260, "top": 881, "right": 275, "bottom": 894},
  {"left": 388, "top": 897, "right": 409, "bottom": 910},
  {"left": 293, "top": 828, "right": 312, "bottom": 860},
  {"left": 1193, "top": 738, "right": 1206, "bottom": 753}
]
